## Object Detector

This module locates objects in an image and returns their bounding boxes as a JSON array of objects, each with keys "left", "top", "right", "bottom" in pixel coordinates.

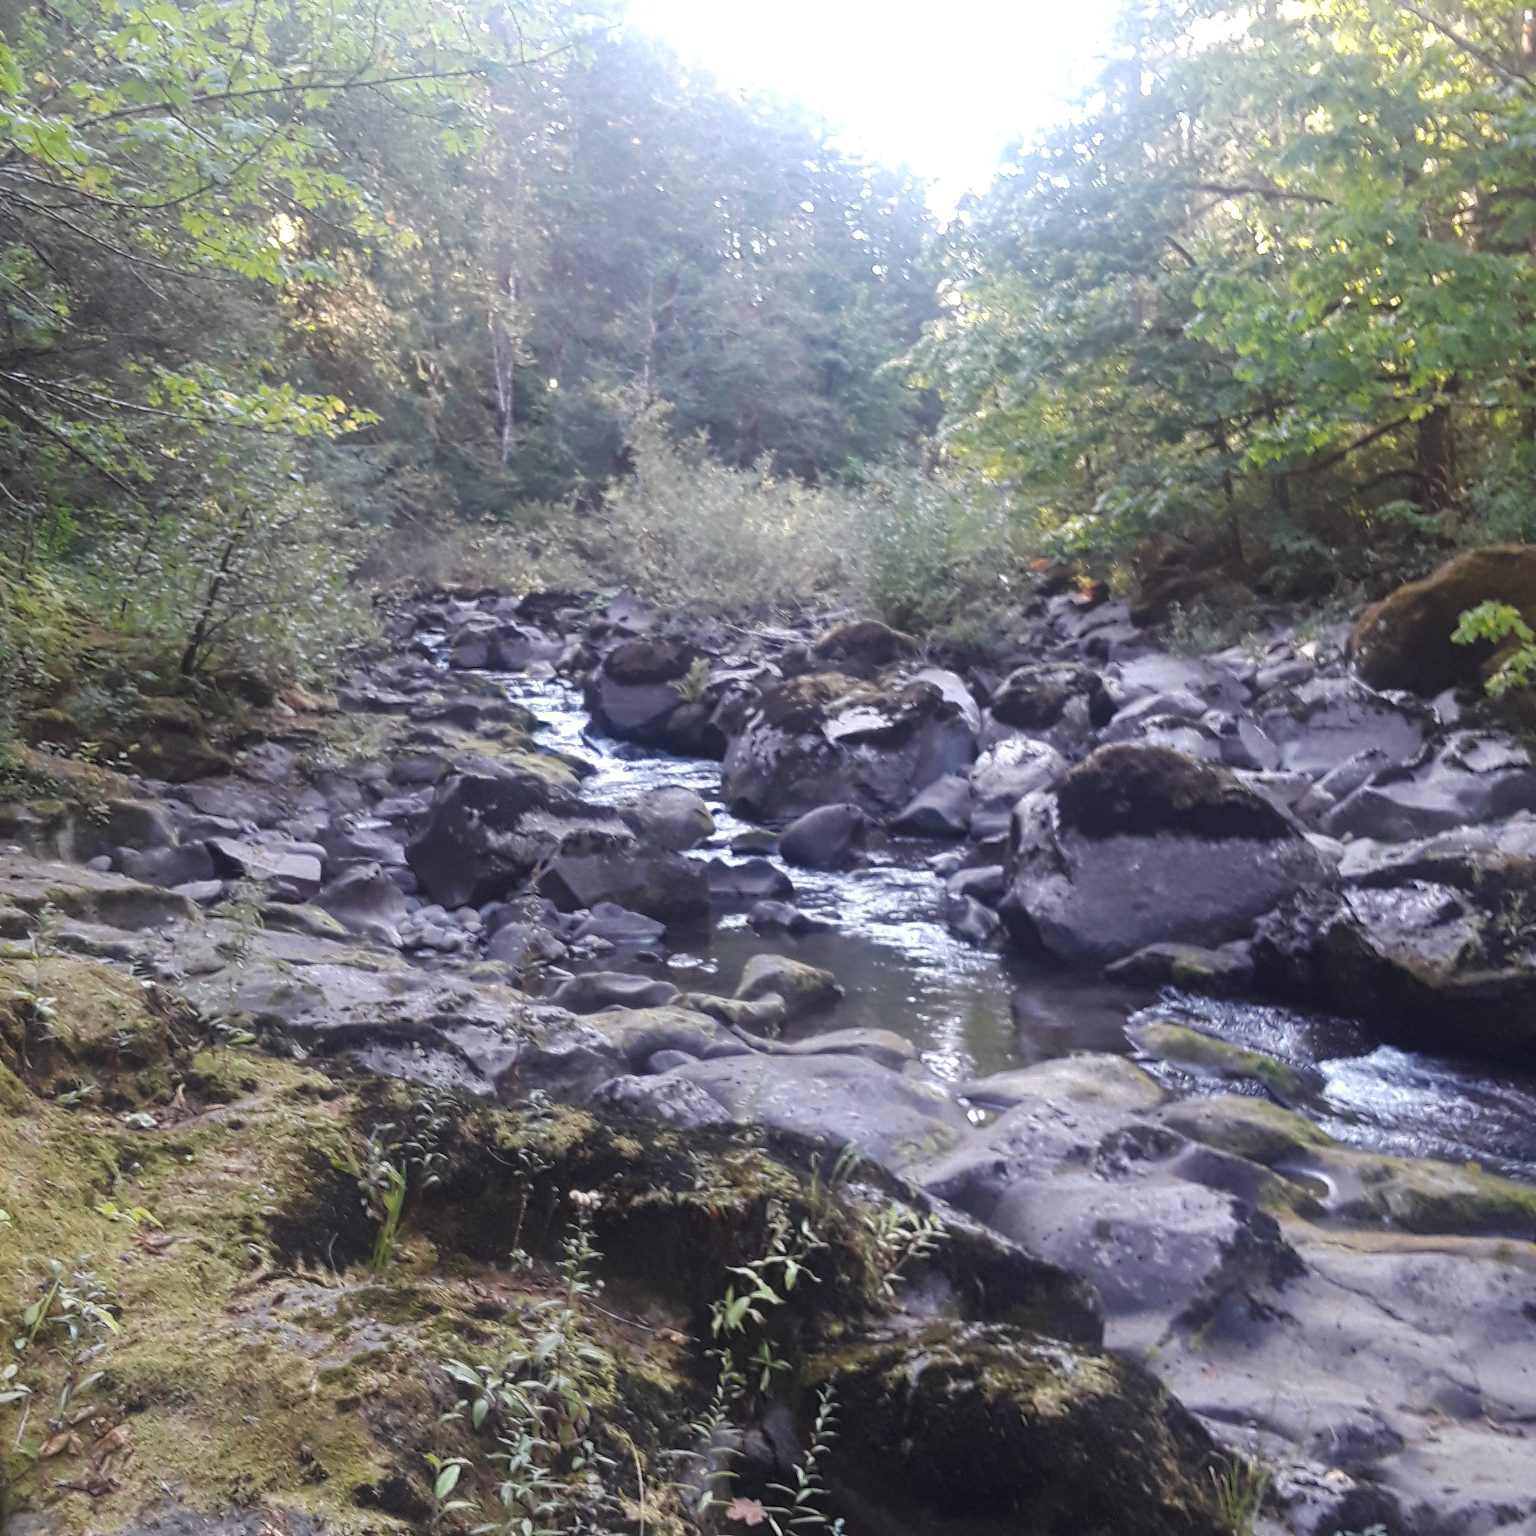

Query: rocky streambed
[{"left": 5, "top": 556, "right": 1536, "bottom": 1536}]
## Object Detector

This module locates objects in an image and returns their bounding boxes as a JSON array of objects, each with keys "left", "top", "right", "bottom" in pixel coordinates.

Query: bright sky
[{"left": 620, "top": 0, "right": 1124, "bottom": 213}]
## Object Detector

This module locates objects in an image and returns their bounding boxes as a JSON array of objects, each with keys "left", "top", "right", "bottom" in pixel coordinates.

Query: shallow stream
[{"left": 503, "top": 669, "right": 1536, "bottom": 1181}]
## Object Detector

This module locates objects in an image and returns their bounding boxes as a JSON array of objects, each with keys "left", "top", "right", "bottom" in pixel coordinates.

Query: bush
[{"left": 587, "top": 408, "right": 1036, "bottom": 643}]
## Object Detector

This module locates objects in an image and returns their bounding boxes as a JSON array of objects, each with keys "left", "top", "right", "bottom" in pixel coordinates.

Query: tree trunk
[{"left": 1416, "top": 403, "right": 1455, "bottom": 515}]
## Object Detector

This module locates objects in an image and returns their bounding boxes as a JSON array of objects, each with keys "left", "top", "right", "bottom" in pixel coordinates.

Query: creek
[{"left": 498, "top": 668, "right": 1536, "bottom": 1183}]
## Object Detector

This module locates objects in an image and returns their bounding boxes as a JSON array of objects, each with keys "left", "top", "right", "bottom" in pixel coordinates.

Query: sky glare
[{"left": 620, "top": 0, "right": 1124, "bottom": 212}]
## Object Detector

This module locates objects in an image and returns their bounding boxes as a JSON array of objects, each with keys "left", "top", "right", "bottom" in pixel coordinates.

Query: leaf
[
  {"left": 724, "top": 1496, "right": 768, "bottom": 1526},
  {"left": 38, "top": 1431, "right": 82, "bottom": 1460},
  {"left": 434, "top": 1462, "right": 463, "bottom": 1501}
]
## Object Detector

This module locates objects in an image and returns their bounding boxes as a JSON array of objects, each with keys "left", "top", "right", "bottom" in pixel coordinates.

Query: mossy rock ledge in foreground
[{"left": 806, "top": 1320, "right": 1225, "bottom": 1536}]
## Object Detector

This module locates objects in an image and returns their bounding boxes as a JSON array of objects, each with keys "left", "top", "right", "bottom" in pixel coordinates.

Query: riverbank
[{"left": 4, "top": 570, "right": 1536, "bottom": 1536}]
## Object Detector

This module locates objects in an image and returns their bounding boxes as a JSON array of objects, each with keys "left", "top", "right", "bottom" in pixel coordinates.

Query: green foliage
[
  {"left": 352, "top": 1092, "right": 454, "bottom": 1275},
  {"left": 1454, "top": 601, "right": 1536, "bottom": 696}
]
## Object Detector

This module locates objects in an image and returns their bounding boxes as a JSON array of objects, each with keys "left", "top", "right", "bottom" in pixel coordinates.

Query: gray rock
[
  {"left": 675, "top": 1053, "right": 966, "bottom": 1171},
  {"left": 317, "top": 863, "right": 408, "bottom": 946},
  {"left": 779, "top": 803, "right": 866, "bottom": 869},
  {"left": 1257, "top": 677, "right": 1430, "bottom": 779},
  {"left": 119, "top": 841, "right": 218, "bottom": 888},
  {"left": 205, "top": 837, "right": 322, "bottom": 899},
  {"left": 747, "top": 900, "right": 833, "bottom": 935},
  {"left": 618, "top": 786, "right": 715, "bottom": 851},
  {"left": 540, "top": 849, "right": 711, "bottom": 926},
  {"left": 966, "top": 738, "right": 1066, "bottom": 842},
  {"left": 891, "top": 773, "right": 972, "bottom": 838},
  {"left": 703, "top": 857, "right": 795, "bottom": 902},
  {"left": 569, "top": 901, "right": 667, "bottom": 947},
  {"left": 548, "top": 971, "right": 680, "bottom": 1013},
  {"left": 735, "top": 953, "right": 843, "bottom": 1018}
]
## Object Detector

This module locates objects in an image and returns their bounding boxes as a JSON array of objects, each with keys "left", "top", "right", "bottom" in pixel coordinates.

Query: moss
[
  {"left": 1127, "top": 1020, "right": 1321, "bottom": 1108},
  {"left": 1153, "top": 1095, "right": 1336, "bottom": 1166},
  {"left": 1324, "top": 1149, "right": 1536, "bottom": 1238}
]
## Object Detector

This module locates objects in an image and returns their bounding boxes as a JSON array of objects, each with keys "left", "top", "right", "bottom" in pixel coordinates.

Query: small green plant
[
  {"left": 1209, "top": 1448, "right": 1270, "bottom": 1536},
  {"left": 423, "top": 1451, "right": 474, "bottom": 1534},
  {"left": 1454, "top": 600, "right": 1536, "bottom": 695},
  {"left": 352, "top": 1091, "right": 454, "bottom": 1275},
  {"left": 4, "top": 903, "right": 60, "bottom": 1054},
  {"left": 671, "top": 655, "right": 711, "bottom": 704}
]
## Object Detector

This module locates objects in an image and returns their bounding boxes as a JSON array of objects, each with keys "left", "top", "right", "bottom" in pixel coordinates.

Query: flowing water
[{"left": 499, "top": 668, "right": 1536, "bottom": 1181}]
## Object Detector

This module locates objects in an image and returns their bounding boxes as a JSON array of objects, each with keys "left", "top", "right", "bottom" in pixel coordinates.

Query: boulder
[
  {"left": 1104, "top": 941, "right": 1255, "bottom": 996},
  {"left": 585, "top": 637, "right": 719, "bottom": 757},
  {"left": 617, "top": 786, "right": 715, "bottom": 851},
  {"left": 316, "top": 864, "right": 408, "bottom": 946},
  {"left": 1323, "top": 730, "right": 1536, "bottom": 840},
  {"left": 672, "top": 1053, "right": 966, "bottom": 1170},
  {"left": 703, "top": 857, "right": 794, "bottom": 903},
  {"left": 808, "top": 618, "right": 919, "bottom": 677},
  {"left": 778, "top": 803, "right": 866, "bottom": 869},
  {"left": 205, "top": 837, "right": 323, "bottom": 900},
  {"left": 1001, "top": 745, "right": 1331, "bottom": 967},
  {"left": 988, "top": 661, "right": 1115, "bottom": 733},
  {"left": 891, "top": 773, "right": 972, "bottom": 838},
  {"left": 567, "top": 901, "right": 667, "bottom": 947},
  {"left": 806, "top": 1321, "right": 1225, "bottom": 1536},
  {"left": 747, "top": 900, "right": 833, "bottom": 935},
  {"left": 1253, "top": 882, "right": 1536, "bottom": 1061},
  {"left": 967, "top": 738, "right": 1067, "bottom": 842},
  {"left": 405, "top": 772, "right": 633, "bottom": 908},
  {"left": 1350, "top": 545, "right": 1536, "bottom": 694},
  {"left": 539, "top": 848, "right": 711, "bottom": 926},
  {"left": 734, "top": 953, "right": 843, "bottom": 1018},
  {"left": 1256, "top": 677, "right": 1430, "bottom": 780},
  {"left": 722, "top": 672, "right": 978, "bottom": 822},
  {"left": 548, "top": 972, "right": 680, "bottom": 1013}
]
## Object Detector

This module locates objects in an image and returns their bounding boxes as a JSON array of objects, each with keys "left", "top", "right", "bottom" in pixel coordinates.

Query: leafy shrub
[{"left": 1454, "top": 601, "right": 1536, "bottom": 696}]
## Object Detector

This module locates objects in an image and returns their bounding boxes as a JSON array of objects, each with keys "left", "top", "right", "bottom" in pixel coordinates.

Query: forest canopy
[{"left": 3, "top": 0, "right": 1535, "bottom": 724}]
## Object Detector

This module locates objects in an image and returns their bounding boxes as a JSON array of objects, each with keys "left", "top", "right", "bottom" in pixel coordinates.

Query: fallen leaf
[
  {"left": 57, "top": 1470, "right": 121, "bottom": 1498},
  {"left": 39, "top": 1432, "right": 83, "bottom": 1460},
  {"left": 724, "top": 1496, "right": 767, "bottom": 1527},
  {"left": 92, "top": 1424, "right": 128, "bottom": 1456}
]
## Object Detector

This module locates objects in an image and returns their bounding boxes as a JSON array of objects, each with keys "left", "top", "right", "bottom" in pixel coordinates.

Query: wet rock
[
  {"left": 1252, "top": 883, "right": 1536, "bottom": 1061},
  {"left": 1104, "top": 941, "right": 1254, "bottom": 995},
  {"left": 967, "top": 738, "right": 1067, "bottom": 842},
  {"left": 568, "top": 901, "right": 667, "bottom": 947},
  {"left": 734, "top": 953, "right": 843, "bottom": 1018},
  {"left": 589, "top": 1071, "right": 734, "bottom": 1127},
  {"left": 958, "top": 1054, "right": 1166, "bottom": 1113},
  {"left": 1324, "top": 730, "right": 1536, "bottom": 839},
  {"left": 746, "top": 900, "right": 833, "bottom": 935},
  {"left": 944, "top": 892, "right": 1001, "bottom": 946},
  {"left": 1256, "top": 677, "right": 1430, "bottom": 779},
  {"left": 1350, "top": 544, "right": 1536, "bottom": 694},
  {"left": 676, "top": 993, "right": 788, "bottom": 1034},
  {"left": 743, "top": 1026, "right": 919, "bottom": 1071},
  {"left": 722, "top": 672, "right": 977, "bottom": 822},
  {"left": 891, "top": 773, "right": 972, "bottom": 838},
  {"left": 406, "top": 772, "right": 633, "bottom": 908},
  {"left": 778, "top": 803, "right": 866, "bottom": 869},
  {"left": 1001, "top": 745, "right": 1330, "bottom": 967},
  {"left": 673, "top": 1053, "right": 965, "bottom": 1170},
  {"left": 585, "top": 637, "right": 719, "bottom": 757},
  {"left": 548, "top": 971, "right": 680, "bottom": 1013},
  {"left": 1126, "top": 1017, "right": 1324, "bottom": 1107},
  {"left": 946, "top": 864, "right": 1007, "bottom": 905},
  {"left": 119, "top": 841, "right": 219, "bottom": 889},
  {"left": 1151, "top": 1094, "right": 1333, "bottom": 1167},
  {"left": 540, "top": 848, "right": 711, "bottom": 926},
  {"left": 703, "top": 857, "right": 794, "bottom": 903},
  {"left": 807, "top": 1320, "right": 1225, "bottom": 1536},
  {"left": 316, "top": 864, "right": 407, "bottom": 946},
  {"left": 617, "top": 785, "right": 715, "bottom": 851}
]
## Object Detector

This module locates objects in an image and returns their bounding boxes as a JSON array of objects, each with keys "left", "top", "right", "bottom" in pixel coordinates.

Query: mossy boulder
[
  {"left": 806, "top": 1320, "right": 1224, "bottom": 1536},
  {"left": 1126, "top": 1019, "right": 1323, "bottom": 1108},
  {"left": 1152, "top": 1094, "right": 1335, "bottom": 1166},
  {"left": 990, "top": 660, "right": 1114, "bottom": 732},
  {"left": 809, "top": 618, "right": 919, "bottom": 677},
  {"left": 1350, "top": 544, "right": 1536, "bottom": 695}
]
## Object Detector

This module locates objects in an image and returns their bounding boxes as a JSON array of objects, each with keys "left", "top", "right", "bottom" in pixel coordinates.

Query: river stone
[
  {"left": 1001, "top": 745, "right": 1331, "bottom": 967},
  {"left": 1350, "top": 544, "right": 1536, "bottom": 694},
  {"left": 547, "top": 971, "right": 680, "bottom": 1013},
  {"left": 967, "top": 738, "right": 1067, "bottom": 842},
  {"left": 205, "top": 837, "right": 323, "bottom": 899},
  {"left": 778, "top": 803, "right": 866, "bottom": 869},
  {"left": 945, "top": 892, "right": 1001, "bottom": 946},
  {"left": 721, "top": 671, "right": 978, "bottom": 822},
  {"left": 891, "top": 773, "right": 972, "bottom": 838},
  {"left": 808, "top": 618, "right": 919, "bottom": 677},
  {"left": 589, "top": 1071, "right": 734, "bottom": 1128},
  {"left": 747, "top": 899, "right": 833, "bottom": 935},
  {"left": 676, "top": 993, "right": 788, "bottom": 1034},
  {"left": 316, "top": 863, "right": 408, "bottom": 946},
  {"left": 1253, "top": 883, "right": 1536, "bottom": 1061},
  {"left": 1104, "top": 941, "right": 1255, "bottom": 995},
  {"left": 585, "top": 637, "right": 717, "bottom": 756},
  {"left": 568, "top": 901, "right": 667, "bottom": 947},
  {"left": 1256, "top": 677, "right": 1430, "bottom": 779},
  {"left": 957, "top": 1054, "right": 1166, "bottom": 1113},
  {"left": 119, "top": 840, "right": 219, "bottom": 889},
  {"left": 734, "top": 953, "right": 843, "bottom": 1018},
  {"left": 1324, "top": 730, "right": 1536, "bottom": 840},
  {"left": 406, "top": 771, "right": 634, "bottom": 908},
  {"left": 745, "top": 1026, "right": 918, "bottom": 1071},
  {"left": 617, "top": 786, "right": 715, "bottom": 851},
  {"left": 1126, "top": 1018, "right": 1323, "bottom": 1107},
  {"left": 540, "top": 848, "right": 711, "bottom": 925},
  {"left": 703, "top": 857, "right": 795, "bottom": 903},
  {"left": 806, "top": 1320, "right": 1225, "bottom": 1536},
  {"left": 673, "top": 1053, "right": 965, "bottom": 1170}
]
